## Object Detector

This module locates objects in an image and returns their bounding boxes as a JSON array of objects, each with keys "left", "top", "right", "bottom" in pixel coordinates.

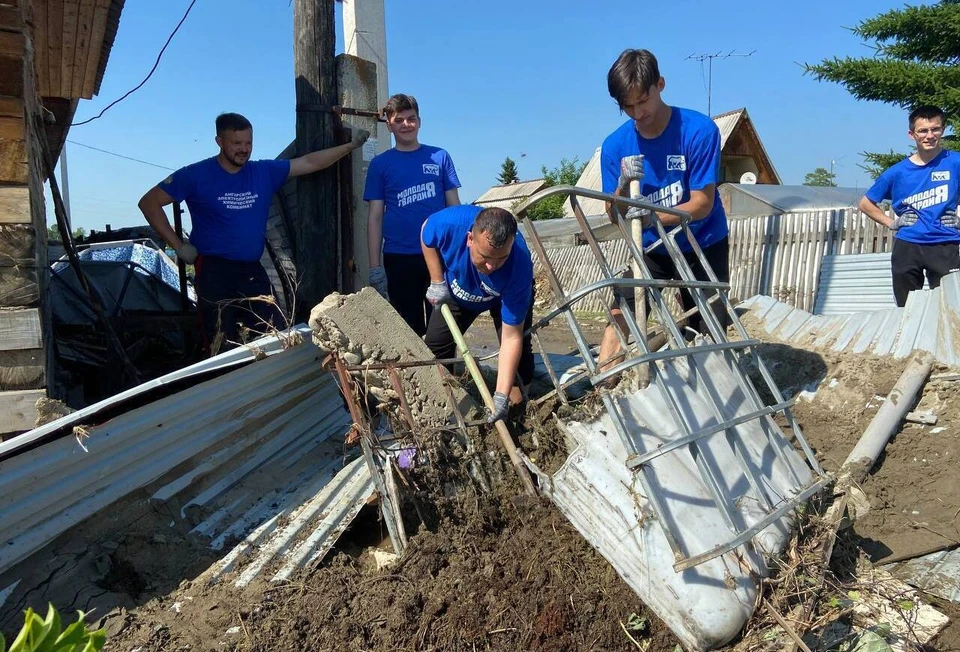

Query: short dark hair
[
  {"left": 473, "top": 207, "right": 517, "bottom": 249},
  {"left": 216, "top": 112, "right": 252, "bottom": 135},
  {"left": 382, "top": 94, "right": 419, "bottom": 120},
  {"left": 909, "top": 105, "right": 946, "bottom": 130},
  {"left": 607, "top": 49, "right": 661, "bottom": 109}
]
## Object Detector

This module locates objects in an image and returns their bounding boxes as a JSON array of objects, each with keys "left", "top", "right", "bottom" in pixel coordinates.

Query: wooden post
[
  {"left": 342, "top": 0, "right": 390, "bottom": 155},
  {"left": 293, "top": 0, "right": 339, "bottom": 319}
]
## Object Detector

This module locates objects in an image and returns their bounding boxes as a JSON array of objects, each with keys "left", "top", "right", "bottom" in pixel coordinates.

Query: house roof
[
  {"left": 723, "top": 184, "right": 866, "bottom": 214},
  {"left": 474, "top": 178, "right": 549, "bottom": 209}
]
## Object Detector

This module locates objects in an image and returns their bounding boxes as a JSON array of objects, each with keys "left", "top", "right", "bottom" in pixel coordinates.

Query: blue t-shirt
[
  {"left": 159, "top": 157, "right": 290, "bottom": 262},
  {"left": 364, "top": 145, "right": 461, "bottom": 255},
  {"left": 420, "top": 205, "right": 533, "bottom": 326},
  {"left": 601, "top": 107, "right": 727, "bottom": 252},
  {"left": 865, "top": 149, "right": 960, "bottom": 245}
]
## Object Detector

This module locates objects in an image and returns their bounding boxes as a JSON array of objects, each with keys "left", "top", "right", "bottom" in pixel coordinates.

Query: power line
[
  {"left": 686, "top": 50, "right": 756, "bottom": 117},
  {"left": 66, "top": 139, "right": 176, "bottom": 171},
  {"left": 71, "top": 0, "right": 198, "bottom": 127}
]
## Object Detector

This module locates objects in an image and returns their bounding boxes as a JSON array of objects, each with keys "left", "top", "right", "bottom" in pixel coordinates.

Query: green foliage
[
  {"left": 803, "top": 167, "right": 838, "bottom": 187},
  {"left": 523, "top": 156, "right": 586, "bottom": 221},
  {"left": 46, "top": 224, "right": 87, "bottom": 242},
  {"left": 1, "top": 604, "right": 105, "bottom": 652},
  {"left": 497, "top": 156, "right": 520, "bottom": 185},
  {"left": 626, "top": 613, "right": 648, "bottom": 632},
  {"left": 804, "top": 0, "right": 960, "bottom": 176}
]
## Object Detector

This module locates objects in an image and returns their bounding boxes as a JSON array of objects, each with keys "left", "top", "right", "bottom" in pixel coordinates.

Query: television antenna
[{"left": 686, "top": 50, "right": 756, "bottom": 117}]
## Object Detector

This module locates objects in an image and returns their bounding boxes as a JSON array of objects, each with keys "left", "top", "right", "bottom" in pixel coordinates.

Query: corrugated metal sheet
[
  {"left": 740, "top": 272, "right": 960, "bottom": 364},
  {"left": 474, "top": 178, "right": 548, "bottom": 205},
  {"left": 724, "top": 184, "right": 864, "bottom": 216},
  {"left": 891, "top": 547, "right": 960, "bottom": 603},
  {"left": 519, "top": 213, "right": 618, "bottom": 246},
  {"left": 0, "top": 328, "right": 367, "bottom": 593},
  {"left": 712, "top": 108, "right": 744, "bottom": 148},
  {"left": 531, "top": 240, "right": 631, "bottom": 314},
  {"left": 562, "top": 147, "right": 604, "bottom": 218},
  {"left": 814, "top": 253, "right": 898, "bottom": 315}
]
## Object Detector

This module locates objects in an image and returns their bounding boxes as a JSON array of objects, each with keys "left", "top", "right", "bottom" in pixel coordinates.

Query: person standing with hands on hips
[
  {"left": 364, "top": 94, "right": 461, "bottom": 336},
  {"left": 419, "top": 205, "right": 535, "bottom": 424},
  {"left": 859, "top": 105, "right": 960, "bottom": 307}
]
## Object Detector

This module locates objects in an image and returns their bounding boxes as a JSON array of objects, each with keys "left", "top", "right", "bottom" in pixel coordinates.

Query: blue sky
[{"left": 57, "top": 0, "right": 932, "bottom": 233}]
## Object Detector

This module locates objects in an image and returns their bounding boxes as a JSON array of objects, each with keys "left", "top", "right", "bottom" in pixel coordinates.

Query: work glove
[
  {"left": 351, "top": 128, "right": 371, "bottom": 149},
  {"left": 891, "top": 207, "right": 919, "bottom": 231},
  {"left": 625, "top": 205, "right": 652, "bottom": 227},
  {"left": 175, "top": 242, "right": 198, "bottom": 264},
  {"left": 617, "top": 155, "right": 645, "bottom": 192},
  {"left": 941, "top": 207, "right": 959, "bottom": 230},
  {"left": 485, "top": 391, "right": 510, "bottom": 424},
  {"left": 368, "top": 266, "right": 389, "bottom": 300},
  {"left": 425, "top": 280, "right": 452, "bottom": 306}
]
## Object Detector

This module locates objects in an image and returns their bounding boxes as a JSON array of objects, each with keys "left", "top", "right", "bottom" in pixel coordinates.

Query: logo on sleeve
[
  {"left": 422, "top": 164, "right": 440, "bottom": 176},
  {"left": 667, "top": 155, "right": 686, "bottom": 171},
  {"left": 932, "top": 171, "right": 951, "bottom": 182}
]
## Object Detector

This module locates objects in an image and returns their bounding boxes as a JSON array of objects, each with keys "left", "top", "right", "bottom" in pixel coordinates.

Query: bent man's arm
[
  {"left": 138, "top": 186, "right": 183, "bottom": 250},
  {"left": 495, "top": 323, "right": 524, "bottom": 395},
  {"left": 859, "top": 196, "right": 894, "bottom": 229},
  {"left": 288, "top": 129, "right": 369, "bottom": 178},
  {"left": 444, "top": 188, "right": 461, "bottom": 207},
  {"left": 367, "top": 200, "right": 385, "bottom": 268}
]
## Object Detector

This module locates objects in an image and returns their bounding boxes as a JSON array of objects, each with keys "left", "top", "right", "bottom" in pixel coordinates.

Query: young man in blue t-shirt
[
  {"left": 596, "top": 49, "right": 730, "bottom": 370},
  {"left": 859, "top": 105, "right": 960, "bottom": 307},
  {"left": 139, "top": 112, "right": 368, "bottom": 353},
  {"left": 420, "top": 206, "right": 534, "bottom": 423},
  {"left": 364, "top": 94, "right": 461, "bottom": 337}
]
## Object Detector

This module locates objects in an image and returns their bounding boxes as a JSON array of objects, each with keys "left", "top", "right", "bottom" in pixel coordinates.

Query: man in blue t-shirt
[
  {"left": 596, "top": 49, "right": 730, "bottom": 371},
  {"left": 139, "top": 112, "right": 368, "bottom": 353},
  {"left": 364, "top": 93, "right": 461, "bottom": 337},
  {"left": 420, "top": 205, "right": 534, "bottom": 423},
  {"left": 860, "top": 105, "right": 960, "bottom": 307}
]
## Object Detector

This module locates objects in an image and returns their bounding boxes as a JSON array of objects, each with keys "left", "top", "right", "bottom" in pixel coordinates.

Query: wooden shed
[{"left": 0, "top": 0, "right": 124, "bottom": 436}]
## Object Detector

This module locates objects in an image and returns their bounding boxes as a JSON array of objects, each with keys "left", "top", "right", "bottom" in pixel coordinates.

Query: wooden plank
[
  {"left": 0, "top": 223, "right": 34, "bottom": 263},
  {"left": 0, "top": 30, "right": 24, "bottom": 59},
  {"left": 0, "top": 184, "right": 27, "bottom": 223},
  {"left": 47, "top": 0, "right": 62, "bottom": 97},
  {"left": 0, "top": 137, "right": 26, "bottom": 184},
  {"left": 34, "top": 0, "right": 47, "bottom": 96},
  {"left": 71, "top": 0, "right": 94, "bottom": 97},
  {"left": 80, "top": 0, "right": 109, "bottom": 98},
  {"left": 59, "top": 0, "right": 79, "bottom": 98},
  {"left": 0, "top": 307, "right": 39, "bottom": 350},
  {"left": 0, "top": 114, "right": 22, "bottom": 139},
  {"left": 0, "top": 388, "right": 44, "bottom": 434},
  {"left": 0, "top": 6, "right": 23, "bottom": 31},
  {"left": 0, "top": 348, "right": 44, "bottom": 390},
  {"left": 0, "top": 264, "right": 37, "bottom": 305},
  {"left": 0, "top": 95, "right": 22, "bottom": 117}
]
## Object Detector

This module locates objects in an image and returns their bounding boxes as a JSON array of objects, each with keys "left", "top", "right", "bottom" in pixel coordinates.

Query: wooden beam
[
  {"left": 0, "top": 6, "right": 23, "bottom": 31},
  {"left": 0, "top": 264, "right": 37, "bottom": 305},
  {"left": 0, "top": 94, "right": 22, "bottom": 117},
  {"left": 0, "top": 113, "right": 22, "bottom": 139},
  {"left": 71, "top": 0, "right": 95, "bottom": 97},
  {"left": 0, "top": 348, "right": 44, "bottom": 390},
  {"left": 0, "top": 222, "right": 34, "bottom": 263},
  {"left": 0, "top": 307, "right": 40, "bottom": 350},
  {"left": 0, "top": 184, "right": 28, "bottom": 223},
  {"left": 34, "top": 0, "right": 48, "bottom": 96},
  {"left": 0, "top": 30, "right": 24, "bottom": 58},
  {"left": 60, "top": 0, "right": 78, "bottom": 98},
  {"left": 80, "top": 0, "right": 109, "bottom": 99},
  {"left": 0, "top": 137, "right": 27, "bottom": 184},
  {"left": 46, "top": 0, "right": 62, "bottom": 98},
  {"left": 0, "top": 388, "right": 44, "bottom": 434}
]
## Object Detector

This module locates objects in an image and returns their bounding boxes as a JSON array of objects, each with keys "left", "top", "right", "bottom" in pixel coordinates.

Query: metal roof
[
  {"left": 0, "top": 327, "right": 372, "bottom": 615},
  {"left": 814, "top": 253, "right": 898, "bottom": 316},
  {"left": 530, "top": 240, "right": 631, "bottom": 314},
  {"left": 474, "top": 178, "right": 548, "bottom": 207},
  {"left": 712, "top": 108, "right": 744, "bottom": 148},
  {"left": 727, "top": 184, "right": 866, "bottom": 215}
]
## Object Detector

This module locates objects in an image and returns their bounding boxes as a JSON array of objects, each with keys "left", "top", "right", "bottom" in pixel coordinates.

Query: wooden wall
[{"left": 0, "top": 0, "right": 49, "bottom": 435}]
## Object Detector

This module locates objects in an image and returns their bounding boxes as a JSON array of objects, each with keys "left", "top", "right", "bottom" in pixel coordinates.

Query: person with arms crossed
[
  {"left": 139, "top": 112, "right": 368, "bottom": 353},
  {"left": 596, "top": 48, "right": 730, "bottom": 371},
  {"left": 859, "top": 105, "right": 960, "bottom": 307},
  {"left": 420, "top": 206, "right": 534, "bottom": 424},
  {"left": 364, "top": 94, "right": 461, "bottom": 336}
]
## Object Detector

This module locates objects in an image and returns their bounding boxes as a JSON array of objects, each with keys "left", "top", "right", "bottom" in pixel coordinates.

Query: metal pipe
[{"left": 438, "top": 303, "right": 537, "bottom": 496}]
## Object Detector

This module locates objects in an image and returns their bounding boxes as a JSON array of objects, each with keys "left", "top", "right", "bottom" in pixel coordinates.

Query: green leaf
[
  {"left": 897, "top": 599, "right": 915, "bottom": 611},
  {"left": 79, "top": 629, "right": 106, "bottom": 652},
  {"left": 627, "top": 612, "right": 648, "bottom": 632},
  {"left": 847, "top": 590, "right": 862, "bottom": 601},
  {"left": 673, "top": 646, "right": 683, "bottom": 652},
  {"left": 849, "top": 629, "right": 894, "bottom": 652}
]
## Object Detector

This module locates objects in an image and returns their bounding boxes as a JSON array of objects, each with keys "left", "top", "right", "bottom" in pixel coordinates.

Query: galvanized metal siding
[
  {"left": 814, "top": 253, "right": 897, "bottom": 315},
  {"left": 474, "top": 178, "right": 547, "bottom": 205},
  {"left": 531, "top": 240, "right": 630, "bottom": 314}
]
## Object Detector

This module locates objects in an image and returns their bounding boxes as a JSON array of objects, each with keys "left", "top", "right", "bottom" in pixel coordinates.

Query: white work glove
[
  {"left": 617, "top": 155, "right": 644, "bottom": 192},
  {"left": 891, "top": 207, "right": 919, "bottom": 231},
  {"left": 625, "top": 205, "right": 652, "bottom": 226},
  {"left": 425, "top": 280, "right": 452, "bottom": 306},
  {"left": 486, "top": 391, "right": 510, "bottom": 424},
  {"left": 175, "top": 242, "right": 198, "bottom": 264},
  {"left": 351, "top": 128, "right": 370, "bottom": 149},
  {"left": 368, "top": 266, "right": 389, "bottom": 299},
  {"left": 941, "top": 207, "right": 959, "bottom": 230}
]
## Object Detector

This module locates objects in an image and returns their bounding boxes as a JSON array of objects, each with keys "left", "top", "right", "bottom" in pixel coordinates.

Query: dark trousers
[
  {"left": 891, "top": 238, "right": 960, "bottom": 307},
  {"left": 194, "top": 255, "right": 284, "bottom": 354},
  {"left": 383, "top": 252, "right": 432, "bottom": 337},
  {"left": 423, "top": 292, "right": 536, "bottom": 386},
  {"left": 614, "top": 237, "right": 730, "bottom": 335}
]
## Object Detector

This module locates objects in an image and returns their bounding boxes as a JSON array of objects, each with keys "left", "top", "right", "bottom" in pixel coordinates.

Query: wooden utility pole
[{"left": 293, "top": 0, "right": 339, "bottom": 318}]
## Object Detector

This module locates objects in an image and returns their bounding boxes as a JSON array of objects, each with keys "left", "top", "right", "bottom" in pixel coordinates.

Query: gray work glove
[
  {"left": 617, "top": 155, "right": 644, "bottom": 192},
  {"left": 941, "top": 207, "right": 959, "bottom": 230},
  {"left": 625, "top": 205, "right": 652, "bottom": 227},
  {"left": 891, "top": 207, "right": 919, "bottom": 231},
  {"left": 175, "top": 242, "right": 198, "bottom": 264},
  {"left": 368, "top": 266, "right": 389, "bottom": 299},
  {"left": 425, "top": 280, "right": 452, "bottom": 306},
  {"left": 351, "top": 128, "right": 371, "bottom": 149},
  {"left": 486, "top": 391, "right": 510, "bottom": 424}
]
